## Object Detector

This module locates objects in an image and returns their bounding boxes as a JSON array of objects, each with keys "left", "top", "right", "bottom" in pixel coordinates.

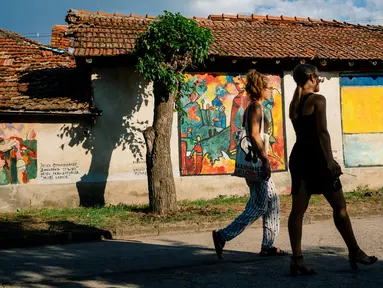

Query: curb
[
  {"left": 110, "top": 211, "right": 381, "bottom": 239},
  {"left": 111, "top": 216, "right": 329, "bottom": 239}
]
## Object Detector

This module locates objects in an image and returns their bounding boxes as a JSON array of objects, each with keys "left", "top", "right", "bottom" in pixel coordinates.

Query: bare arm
[
  {"left": 314, "top": 95, "right": 336, "bottom": 167},
  {"left": 247, "top": 102, "right": 269, "bottom": 163}
]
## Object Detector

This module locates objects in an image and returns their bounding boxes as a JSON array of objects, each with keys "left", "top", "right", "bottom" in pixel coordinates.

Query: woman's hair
[
  {"left": 245, "top": 69, "right": 267, "bottom": 101},
  {"left": 289, "top": 64, "right": 319, "bottom": 119}
]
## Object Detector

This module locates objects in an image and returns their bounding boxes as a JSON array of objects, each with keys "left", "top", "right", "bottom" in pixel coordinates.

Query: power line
[
  {"left": 22, "top": 32, "right": 51, "bottom": 35},
  {"left": 23, "top": 33, "right": 51, "bottom": 36},
  {"left": 26, "top": 35, "right": 51, "bottom": 38}
]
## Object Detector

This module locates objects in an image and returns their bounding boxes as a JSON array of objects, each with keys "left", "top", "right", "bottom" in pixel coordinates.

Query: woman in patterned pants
[{"left": 212, "top": 70, "right": 287, "bottom": 259}]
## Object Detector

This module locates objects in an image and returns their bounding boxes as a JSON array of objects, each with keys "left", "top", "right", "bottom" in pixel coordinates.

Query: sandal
[
  {"left": 259, "top": 247, "right": 288, "bottom": 257},
  {"left": 212, "top": 230, "right": 226, "bottom": 260},
  {"left": 349, "top": 246, "right": 378, "bottom": 270},
  {"left": 290, "top": 255, "right": 316, "bottom": 276}
]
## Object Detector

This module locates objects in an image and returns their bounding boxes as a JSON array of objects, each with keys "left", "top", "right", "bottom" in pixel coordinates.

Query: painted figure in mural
[
  {"left": 188, "top": 135, "right": 203, "bottom": 175},
  {"left": 287, "top": 64, "right": 377, "bottom": 275},
  {"left": 212, "top": 70, "right": 287, "bottom": 259},
  {"left": 210, "top": 85, "right": 228, "bottom": 128},
  {"left": 180, "top": 76, "right": 208, "bottom": 137},
  {"left": 228, "top": 75, "right": 249, "bottom": 154},
  {"left": 262, "top": 85, "right": 285, "bottom": 167},
  {"left": 263, "top": 88, "right": 275, "bottom": 145},
  {"left": 179, "top": 76, "right": 208, "bottom": 175},
  {"left": 0, "top": 124, "right": 37, "bottom": 185}
]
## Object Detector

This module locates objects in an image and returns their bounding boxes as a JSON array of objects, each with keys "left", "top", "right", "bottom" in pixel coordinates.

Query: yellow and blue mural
[
  {"left": 179, "top": 73, "right": 286, "bottom": 176},
  {"left": 341, "top": 75, "right": 383, "bottom": 167}
]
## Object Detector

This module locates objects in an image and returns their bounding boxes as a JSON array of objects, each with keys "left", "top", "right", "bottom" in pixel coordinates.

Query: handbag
[{"left": 231, "top": 101, "right": 270, "bottom": 182}]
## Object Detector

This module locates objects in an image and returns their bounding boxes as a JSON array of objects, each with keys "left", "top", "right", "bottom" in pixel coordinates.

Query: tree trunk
[{"left": 143, "top": 82, "right": 177, "bottom": 214}]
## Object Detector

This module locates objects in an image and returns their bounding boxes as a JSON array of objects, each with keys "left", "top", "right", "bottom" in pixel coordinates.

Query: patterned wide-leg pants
[{"left": 218, "top": 178, "right": 280, "bottom": 249}]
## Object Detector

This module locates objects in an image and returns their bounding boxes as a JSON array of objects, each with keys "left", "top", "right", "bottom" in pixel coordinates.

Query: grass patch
[
  {"left": 180, "top": 195, "right": 249, "bottom": 207},
  {"left": 0, "top": 187, "right": 381, "bottom": 237}
]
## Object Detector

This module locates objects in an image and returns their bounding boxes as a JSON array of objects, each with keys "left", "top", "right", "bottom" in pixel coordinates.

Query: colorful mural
[
  {"left": 0, "top": 124, "right": 37, "bottom": 185},
  {"left": 341, "top": 75, "right": 383, "bottom": 167},
  {"left": 179, "top": 73, "right": 286, "bottom": 176}
]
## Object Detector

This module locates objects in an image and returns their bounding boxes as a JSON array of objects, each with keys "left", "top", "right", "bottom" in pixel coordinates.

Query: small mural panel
[
  {"left": 0, "top": 123, "right": 37, "bottom": 185},
  {"left": 341, "top": 75, "right": 383, "bottom": 167},
  {"left": 179, "top": 73, "right": 286, "bottom": 176}
]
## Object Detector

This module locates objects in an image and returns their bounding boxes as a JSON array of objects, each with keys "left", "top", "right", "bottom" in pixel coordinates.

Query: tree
[{"left": 133, "top": 11, "right": 213, "bottom": 214}]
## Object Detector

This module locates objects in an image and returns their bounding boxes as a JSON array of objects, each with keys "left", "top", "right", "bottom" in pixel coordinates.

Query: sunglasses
[
  {"left": 265, "top": 86, "right": 282, "bottom": 95},
  {"left": 313, "top": 74, "right": 325, "bottom": 83}
]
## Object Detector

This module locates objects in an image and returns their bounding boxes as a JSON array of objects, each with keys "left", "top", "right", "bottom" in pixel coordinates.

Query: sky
[{"left": 1, "top": 0, "right": 382, "bottom": 44}]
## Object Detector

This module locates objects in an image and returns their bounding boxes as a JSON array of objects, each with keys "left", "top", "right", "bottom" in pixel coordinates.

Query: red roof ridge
[
  {"left": 68, "top": 8, "right": 156, "bottom": 20},
  {"left": 66, "top": 8, "right": 382, "bottom": 30},
  {"left": 53, "top": 24, "right": 69, "bottom": 30},
  {"left": 0, "top": 28, "right": 46, "bottom": 48},
  {"left": 206, "top": 13, "right": 349, "bottom": 25},
  {"left": 0, "top": 27, "right": 72, "bottom": 55}
]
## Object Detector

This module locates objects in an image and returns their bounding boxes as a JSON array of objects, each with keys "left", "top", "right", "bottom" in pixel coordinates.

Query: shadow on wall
[
  {"left": 58, "top": 67, "right": 151, "bottom": 207},
  {"left": 18, "top": 67, "right": 90, "bottom": 105}
]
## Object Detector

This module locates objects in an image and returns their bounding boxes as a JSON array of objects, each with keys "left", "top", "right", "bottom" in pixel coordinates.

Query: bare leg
[
  {"left": 324, "top": 189, "right": 377, "bottom": 265},
  {"left": 288, "top": 181, "right": 311, "bottom": 256},
  {"left": 323, "top": 189, "right": 358, "bottom": 250},
  {"left": 288, "top": 181, "right": 313, "bottom": 269}
]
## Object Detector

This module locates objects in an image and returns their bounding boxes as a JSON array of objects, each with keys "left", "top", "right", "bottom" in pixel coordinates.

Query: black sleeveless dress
[{"left": 289, "top": 93, "right": 340, "bottom": 195}]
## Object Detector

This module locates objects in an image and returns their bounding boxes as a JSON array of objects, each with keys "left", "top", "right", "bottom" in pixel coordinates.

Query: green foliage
[{"left": 133, "top": 11, "right": 213, "bottom": 112}]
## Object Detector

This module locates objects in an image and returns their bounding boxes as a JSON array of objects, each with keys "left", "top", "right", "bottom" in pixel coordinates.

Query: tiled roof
[
  {"left": 0, "top": 28, "right": 90, "bottom": 113},
  {"left": 65, "top": 9, "right": 383, "bottom": 60},
  {"left": 50, "top": 25, "right": 71, "bottom": 51}
]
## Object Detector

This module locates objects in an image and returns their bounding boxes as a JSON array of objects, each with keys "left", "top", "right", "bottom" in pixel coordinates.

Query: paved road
[{"left": 1, "top": 216, "right": 382, "bottom": 287}]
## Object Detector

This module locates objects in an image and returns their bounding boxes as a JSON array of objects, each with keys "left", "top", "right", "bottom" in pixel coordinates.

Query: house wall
[{"left": 0, "top": 67, "right": 382, "bottom": 211}]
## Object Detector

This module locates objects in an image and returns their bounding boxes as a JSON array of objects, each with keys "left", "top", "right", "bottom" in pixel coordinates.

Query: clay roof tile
[
  {"left": 65, "top": 9, "right": 383, "bottom": 60},
  {"left": 0, "top": 28, "right": 90, "bottom": 113}
]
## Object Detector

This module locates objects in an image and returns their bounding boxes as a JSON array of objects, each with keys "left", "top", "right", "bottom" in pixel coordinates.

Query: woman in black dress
[{"left": 288, "top": 64, "right": 377, "bottom": 275}]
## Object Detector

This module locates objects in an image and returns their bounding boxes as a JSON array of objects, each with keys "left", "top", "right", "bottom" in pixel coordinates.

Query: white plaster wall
[
  {"left": 37, "top": 123, "right": 91, "bottom": 184},
  {"left": 90, "top": 67, "right": 153, "bottom": 181}
]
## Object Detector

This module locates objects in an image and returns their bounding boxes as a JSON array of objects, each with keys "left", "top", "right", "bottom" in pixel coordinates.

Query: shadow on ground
[
  {"left": 0, "top": 217, "right": 112, "bottom": 249},
  {"left": 0, "top": 240, "right": 381, "bottom": 288}
]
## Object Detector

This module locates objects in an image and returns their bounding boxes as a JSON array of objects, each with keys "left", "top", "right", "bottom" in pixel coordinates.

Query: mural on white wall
[{"left": 0, "top": 123, "right": 37, "bottom": 185}]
